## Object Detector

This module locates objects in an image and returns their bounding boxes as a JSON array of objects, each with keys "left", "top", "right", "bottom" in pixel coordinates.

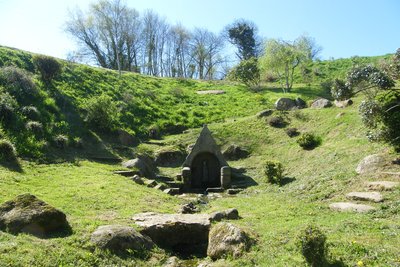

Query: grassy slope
[
  {"left": 0, "top": 46, "right": 399, "bottom": 266},
  {"left": 1, "top": 97, "right": 399, "bottom": 266}
]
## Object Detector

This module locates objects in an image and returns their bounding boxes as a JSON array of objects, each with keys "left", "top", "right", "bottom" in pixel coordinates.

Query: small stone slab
[
  {"left": 164, "top": 188, "right": 180, "bottom": 195},
  {"left": 346, "top": 192, "right": 383, "bottom": 202},
  {"left": 196, "top": 90, "right": 225, "bottom": 95},
  {"left": 366, "top": 181, "right": 399, "bottom": 191},
  {"left": 131, "top": 175, "right": 144, "bottom": 185},
  {"left": 329, "top": 202, "right": 375, "bottom": 213},
  {"left": 113, "top": 170, "right": 138, "bottom": 177},
  {"left": 144, "top": 179, "right": 157, "bottom": 188},
  {"left": 227, "top": 188, "right": 243, "bottom": 195},
  {"left": 154, "top": 184, "right": 167, "bottom": 191},
  {"left": 206, "top": 187, "right": 224, "bottom": 193}
]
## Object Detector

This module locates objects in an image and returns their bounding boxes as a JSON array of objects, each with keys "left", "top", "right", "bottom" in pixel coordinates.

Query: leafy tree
[
  {"left": 227, "top": 57, "right": 260, "bottom": 86},
  {"left": 225, "top": 19, "right": 259, "bottom": 61},
  {"left": 260, "top": 35, "right": 320, "bottom": 92}
]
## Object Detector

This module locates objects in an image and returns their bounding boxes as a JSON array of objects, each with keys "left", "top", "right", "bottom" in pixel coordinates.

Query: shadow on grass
[
  {"left": 280, "top": 177, "right": 296, "bottom": 186},
  {"left": 231, "top": 168, "right": 258, "bottom": 188},
  {"left": 0, "top": 159, "right": 24, "bottom": 173}
]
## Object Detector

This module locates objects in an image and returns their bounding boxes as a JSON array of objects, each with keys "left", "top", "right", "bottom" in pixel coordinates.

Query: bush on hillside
[
  {"left": 21, "top": 106, "right": 41, "bottom": 121},
  {"left": 0, "top": 91, "right": 18, "bottom": 124},
  {"left": 286, "top": 127, "right": 300, "bottom": 137},
  {"left": 0, "top": 66, "right": 37, "bottom": 103},
  {"left": 33, "top": 55, "right": 62, "bottom": 83},
  {"left": 264, "top": 160, "right": 284, "bottom": 184},
  {"left": 84, "top": 94, "right": 119, "bottom": 132},
  {"left": 25, "top": 121, "right": 43, "bottom": 136},
  {"left": 0, "top": 139, "right": 17, "bottom": 161},
  {"left": 298, "top": 225, "right": 327, "bottom": 267},
  {"left": 53, "top": 134, "right": 68, "bottom": 149},
  {"left": 331, "top": 78, "right": 352, "bottom": 100},
  {"left": 268, "top": 116, "right": 287, "bottom": 128},
  {"left": 297, "top": 133, "right": 321, "bottom": 150}
]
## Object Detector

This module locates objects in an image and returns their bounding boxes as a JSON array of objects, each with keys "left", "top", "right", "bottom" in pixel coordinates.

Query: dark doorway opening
[{"left": 191, "top": 152, "right": 221, "bottom": 189}]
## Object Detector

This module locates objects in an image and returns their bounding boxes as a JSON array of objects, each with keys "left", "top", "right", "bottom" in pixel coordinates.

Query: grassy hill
[{"left": 0, "top": 46, "right": 399, "bottom": 266}]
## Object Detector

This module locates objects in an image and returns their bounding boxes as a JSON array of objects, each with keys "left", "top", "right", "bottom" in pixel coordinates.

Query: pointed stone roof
[{"left": 183, "top": 125, "right": 228, "bottom": 168}]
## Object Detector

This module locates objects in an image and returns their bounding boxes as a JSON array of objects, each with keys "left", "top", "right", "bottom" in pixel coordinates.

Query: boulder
[
  {"left": 346, "top": 192, "right": 384, "bottom": 202},
  {"left": 222, "top": 145, "right": 250, "bottom": 161},
  {"left": 329, "top": 202, "right": 375, "bottom": 213},
  {"left": 356, "top": 154, "right": 386, "bottom": 174},
  {"left": 155, "top": 148, "right": 186, "bottom": 167},
  {"left": 256, "top": 109, "right": 274, "bottom": 118},
  {"left": 295, "top": 97, "right": 307, "bottom": 109},
  {"left": 311, "top": 98, "right": 332, "bottom": 109},
  {"left": 207, "top": 223, "right": 251, "bottom": 260},
  {"left": 132, "top": 212, "right": 210, "bottom": 254},
  {"left": 117, "top": 129, "right": 137, "bottom": 146},
  {"left": 366, "top": 181, "right": 399, "bottom": 191},
  {"left": 122, "top": 155, "right": 157, "bottom": 178},
  {"left": 275, "top": 98, "right": 297, "bottom": 111},
  {"left": 334, "top": 99, "right": 353, "bottom": 108},
  {"left": 0, "top": 194, "right": 71, "bottom": 237},
  {"left": 179, "top": 202, "right": 199, "bottom": 214},
  {"left": 209, "top": 209, "right": 239, "bottom": 222},
  {"left": 90, "top": 225, "right": 154, "bottom": 254}
]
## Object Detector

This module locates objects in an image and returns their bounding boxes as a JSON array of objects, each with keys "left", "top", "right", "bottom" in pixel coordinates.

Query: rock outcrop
[{"left": 0, "top": 194, "right": 71, "bottom": 237}]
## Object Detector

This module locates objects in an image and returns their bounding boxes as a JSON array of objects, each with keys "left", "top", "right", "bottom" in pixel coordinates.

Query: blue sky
[{"left": 0, "top": 0, "right": 399, "bottom": 60}]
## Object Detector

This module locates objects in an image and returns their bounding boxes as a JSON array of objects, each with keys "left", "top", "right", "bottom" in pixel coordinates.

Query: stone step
[
  {"left": 346, "top": 192, "right": 383, "bottom": 203},
  {"left": 329, "top": 202, "right": 376, "bottom": 213},
  {"left": 366, "top": 181, "right": 399, "bottom": 191},
  {"left": 113, "top": 170, "right": 138, "bottom": 177},
  {"left": 144, "top": 179, "right": 158, "bottom": 188},
  {"left": 165, "top": 181, "right": 183, "bottom": 188},
  {"left": 164, "top": 188, "right": 180, "bottom": 195}
]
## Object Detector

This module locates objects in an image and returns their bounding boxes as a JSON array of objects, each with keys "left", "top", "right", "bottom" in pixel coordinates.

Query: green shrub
[
  {"left": 25, "top": 121, "right": 43, "bottom": 136},
  {"left": 268, "top": 116, "right": 286, "bottom": 128},
  {"left": 32, "top": 55, "right": 62, "bottom": 83},
  {"left": 264, "top": 160, "right": 284, "bottom": 184},
  {"left": 0, "top": 91, "right": 18, "bottom": 123},
  {"left": 297, "top": 133, "right": 320, "bottom": 150},
  {"left": 227, "top": 57, "right": 260, "bottom": 86},
  {"left": 21, "top": 106, "right": 41, "bottom": 121},
  {"left": 298, "top": 225, "right": 327, "bottom": 267},
  {"left": 286, "top": 127, "right": 300, "bottom": 137},
  {"left": 0, "top": 66, "right": 37, "bottom": 103},
  {"left": 53, "top": 134, "right": 68, "bottom": 149},
  {"left": 0, "top": 139, "right": 17, "bottom": 160},
  {"left": 84, "top": 94, "right": 119, "bottom": 132}
]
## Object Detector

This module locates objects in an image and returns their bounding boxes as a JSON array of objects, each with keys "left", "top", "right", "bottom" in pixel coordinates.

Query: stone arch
[{"left": 191, "top": 152, "right": 221, "bottom": 189}]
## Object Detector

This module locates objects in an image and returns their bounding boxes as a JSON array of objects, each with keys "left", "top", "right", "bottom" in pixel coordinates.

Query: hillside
[{"left": 0, "top": 46, "right": 399, "bottom": 266}]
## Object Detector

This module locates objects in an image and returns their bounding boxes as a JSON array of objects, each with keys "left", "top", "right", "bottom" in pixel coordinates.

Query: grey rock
[
  {"left": 366, "top": 181, "right": 399, "bottom": 191},
  {"left": 207, "top": 223, "right": 251, "bottom": 260},
  {"left": 179, "top": 202, "right": 199, "bottom": 214},
  {"left": 311, "top": 98, "right": 332, "bottom": 108},
  {"left": 222, "top": 145, "right": 250, "bottom": 161},
  {"left": 295, "top": 97, "right": 307, "bottom": 109},
  {"left": 162, "top": 256, "right": 182, "bottom": 267},
  {"left": 329, "top": 202, "right": 375, "bottom": 213},
  {"left": 122, "top": 155, "right": 157, "bottom": 178},
  {"left": 132, "top": 212, "right": 210, "bottom": 252},
  {"left": 275, "top": 98, "right": 297, "bottom": 111},
  {"left": 256, "top": 109, "right": 274, "bottom": 118},
  {"left": 90, "top": 225, "right": 154, "bottom": 254},
  {"left": 0, "top": 194, "right": 71, "bottom": 237},
  {"left": 346, "top": 192, "right": 384, "bottom": 202},
  {"left": 334, "top": 99, "right": 353, "bottom": 108},
  {"left": 209, "top": 209, "right": 239, "bottom": 222},
  {"left": 196, "top": 90, "right": 225, "bottom": 95},
  {"left": 356, "top": 154, "right": 386, "bottom": 174}
]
